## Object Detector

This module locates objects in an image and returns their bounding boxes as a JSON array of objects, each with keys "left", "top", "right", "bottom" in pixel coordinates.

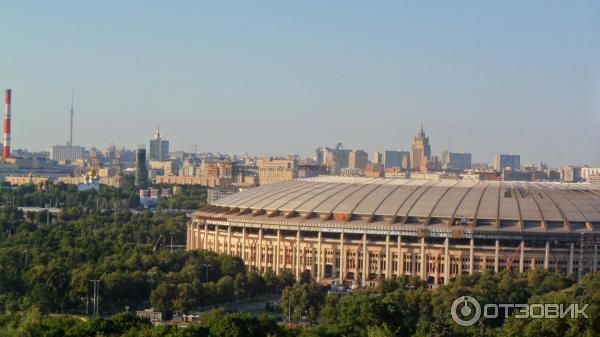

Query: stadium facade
[{"left": 187, "top": 177, "right": 600, "bottom": 286}]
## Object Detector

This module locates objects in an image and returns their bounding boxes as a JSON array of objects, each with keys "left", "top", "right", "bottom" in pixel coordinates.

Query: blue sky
[{"left": 1, "top": 1, "right": 599, "bottom": 166}]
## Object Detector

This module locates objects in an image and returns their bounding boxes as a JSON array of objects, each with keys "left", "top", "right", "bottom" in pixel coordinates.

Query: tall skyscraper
[
  {"left": 315, "top": 147, "right": 328, "bottom": 166},
  {"left": 149, "top": 128, "right": 169, "bottom": 161},
  {"left": 135, "top": 146, "right": 148, "bottom": 187},
  {"left": 383, "top": 150, "right": 410, "bottom": 169},
  {"left": 383, "top": 150, "right": 401, "bottom": 168},
  {"left": 328, "top": 143, "right": 350, "bottom": 175},
  {"left": 493, "top": 154, "right": 520, "bottom": 171},
  {"left": 317, "top": 143, "right": 351, "bottom": 175},
  {"left": 411, "top": 125, "right": 431, "bottom": 171},
  {"left": 349, "top": 149, "right": 368, "bottom": 170}
]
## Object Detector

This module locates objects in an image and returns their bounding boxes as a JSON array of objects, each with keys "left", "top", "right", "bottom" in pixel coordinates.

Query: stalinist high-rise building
[{"left": 411, "top": 125, "right": 431, "bottom": 172}]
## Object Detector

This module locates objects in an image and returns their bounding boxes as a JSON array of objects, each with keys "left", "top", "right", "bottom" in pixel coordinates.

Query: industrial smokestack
[{"left": 3, "top": 89, "right": 11, "bottom": 158}]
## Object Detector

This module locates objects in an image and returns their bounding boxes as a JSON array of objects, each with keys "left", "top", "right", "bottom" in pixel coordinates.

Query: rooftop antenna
[{"left": 68, "top": 91, "right": 74, "bottom": 146}]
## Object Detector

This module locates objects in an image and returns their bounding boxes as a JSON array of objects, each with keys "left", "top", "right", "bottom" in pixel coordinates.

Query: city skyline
[
  {"left": 16, "top": 123, "right": 597, "bottom": 169},
  {"left": 1, "top": 2, "right": 600, "bottom": 166}
]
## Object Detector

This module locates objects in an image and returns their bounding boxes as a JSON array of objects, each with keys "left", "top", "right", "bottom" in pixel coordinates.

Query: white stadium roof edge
[{"left": 195, "top": 177, "right": 600, "bottom": 235}]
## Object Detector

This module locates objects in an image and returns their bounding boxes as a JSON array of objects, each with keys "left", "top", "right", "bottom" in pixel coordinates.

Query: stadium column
[
  {"left": 568, "top": 242, "right": 574, "bottom": 275},
  {"left": 420, "top": 237, "right": 426, "bottom": 280},
  {"left": 494, "top": 239, "right": 500, "bottom": 273},
  {"left": 227, "top": 226, "right": 232, "bottom": 255},
  {"left": 398, "top": 235, "right": 403, "bottom": 277},
  {"left": 362, "top": 233, "right": 368, "bottom": 286},
  {"left": 192, "top": 223, "right": 196, "bottom": 250},
  {"left": 242, "top": 227, "right": 246, "bottom": 260},
  {"left": 296, "top": 230, "right": 301, "bottom": 279},
  {"left": 443, "top": 238, "right": 449, "bottom": 285},
  {"left": 187, "top": 223, "right": 192, "bottom": 250},
  {"left": 385, "top": 234, "right": 391, "bottom": 279},
  {"left": 214, "top": 225, "right": 219, "bottom": 254},
  {"left": 339, "top": 232, "right": 345, "bottom": 283},
  {"left": 275, "top": 229, "right": 281, "bottom": 275},
  {"left": 258, "top": 228, "right": 263, "bottom": 273},
  {"left": 469, "top": 238, "right": 474, "bottom": 275},
  {"left": 519, "top": 241, "right": 525, "bottom": 273},
  {"left": 317, "top": 231, "right": 323, "bottom": 281},
  {"left": 544, "top": 241, "right": 550, "bottom": 269},
  {"left": 204, "top": 223, "right": 208, "bottom": 250},
  {"left": 195, "top": 223, "right": 200, "bottom": 249},
  {"left": 377, "top": 248, "right": 381, "bottom": 280},
  {"left": 186, "top": 223, "right": 191, "bottom": 250},
  {"left": 435, "top": 253, "right": 440, "bottom": 285},
  {"left": 594, "top": 242, "right": 598, "bottom": 273}
]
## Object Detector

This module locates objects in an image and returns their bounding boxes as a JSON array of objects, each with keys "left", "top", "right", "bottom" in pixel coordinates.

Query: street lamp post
[
  {"left": 89, "top": 279, "right": 101, "bottom": 318},
  {"left": 201, "top": 263, "right": 211, "bottom": 282},
  {"left": 288, "top": 290, "right": 292, "bottom": 324},
  {"left": 23, "top": 249, "right": 28, "bottom": 269}
]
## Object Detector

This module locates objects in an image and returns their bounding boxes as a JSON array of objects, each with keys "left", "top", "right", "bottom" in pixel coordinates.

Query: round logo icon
[{"left": 451, "top": 296, "right": 481, "bottom": 326}]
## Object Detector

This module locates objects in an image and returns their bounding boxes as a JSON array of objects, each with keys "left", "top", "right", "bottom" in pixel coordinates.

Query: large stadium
[{"left": 188, "top": 177, "right": 600, "bottom": 287}]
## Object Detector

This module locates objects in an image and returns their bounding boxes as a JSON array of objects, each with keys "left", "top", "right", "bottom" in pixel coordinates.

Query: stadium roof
[{"left": 197, "top": 177, "right": 600, "bottom": 234}]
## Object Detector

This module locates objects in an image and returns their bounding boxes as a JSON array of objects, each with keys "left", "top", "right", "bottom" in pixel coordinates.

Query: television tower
[{"left": 68, "top": 92, "right": 74, "bottom": 146}]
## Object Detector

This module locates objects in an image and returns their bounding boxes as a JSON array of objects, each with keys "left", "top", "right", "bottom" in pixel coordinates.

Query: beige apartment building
[
  {"left": 257, "top": 157, "right": 298, "bottom": 186},
  {"left": 5, "top": 174, "right": 50, "bottom": 186}
]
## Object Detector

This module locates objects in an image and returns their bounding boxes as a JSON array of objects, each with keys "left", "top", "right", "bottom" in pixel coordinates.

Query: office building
[
  {"left": 315, "top": 147, "right": 328, "bottom": 166},
  {"left": 442, "top": 151, "right": 472, "bottom": 170},
  {"left": 317, "top": 143, "right": 351, "bottom": 175},
  {"left": 372, "top": 151, "right": 383, "bottom": 165},
  {"left": 348, "top": 149, "right": 368, "bottom": 170},
  {"left": 50, "top": 145, "right": 86, "bottom": 162},
  {"left": 135, "top": 147, "right": 148, "bottom": 187},
  {"left": 561, "top": 166, "right": 582, "bottom": 182},
  {"left": 581, "top": 167, "right": 600, "bottom": 183},
  {"left": 149, "top": 128, "right": 169, "bottom": 162},
  {"left": 383, "top": 150, "right": 401, "bottom": 168},
  {"left": 383, "top": 150, "right": 410, "bottom": 169},
  {"left": 493, "top": 154, "right": 520, "bottom": 172}
]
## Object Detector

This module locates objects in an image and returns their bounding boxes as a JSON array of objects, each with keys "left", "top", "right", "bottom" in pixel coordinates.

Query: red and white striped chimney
[{"left": 3, "top": 89, "right": 11, "bottom": 158}]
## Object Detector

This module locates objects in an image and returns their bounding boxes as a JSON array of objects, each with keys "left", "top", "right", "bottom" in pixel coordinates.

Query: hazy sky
[{"left": 1, "top": 1, "right": 600, "bottom": 166}]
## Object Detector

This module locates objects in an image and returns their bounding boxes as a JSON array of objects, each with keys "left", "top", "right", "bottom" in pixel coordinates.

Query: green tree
[
  {"left": 281, "top": 283, "right": 326, "bottom": 323},
  {"left": 246, "top": 272, "right": 266, "bottom": 297},
  {"left": 150, "top": 283, "right": 177, "bottom": 318}
]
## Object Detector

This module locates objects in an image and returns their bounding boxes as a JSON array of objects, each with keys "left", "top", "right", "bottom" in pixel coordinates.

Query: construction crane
[
  {"left": 503, "top": 242, "right": 522, "bottom": 270},
  {"left": 183, "top": 144, "right": 201, "bottom": 156},
  {"left": 153, "top": 234, "right": 164, "bottom": 251}
]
